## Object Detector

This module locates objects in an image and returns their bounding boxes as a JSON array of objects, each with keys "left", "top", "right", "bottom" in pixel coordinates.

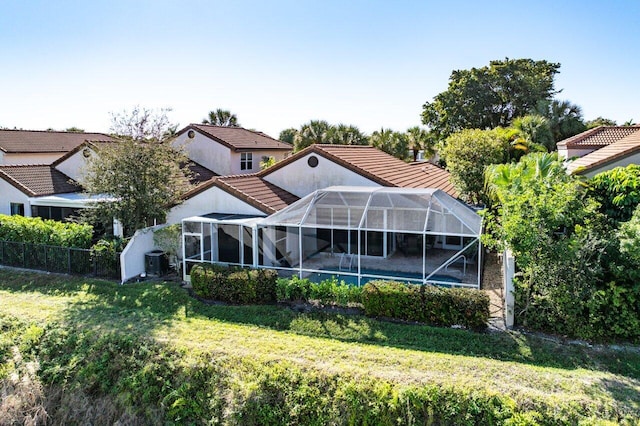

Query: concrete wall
[
  {"left": 0, "top": 181, "right": 31, "bottom": 216},
  {"left": 166, "top": 186, "right": 265, "bottom": 224},
  {"left": 173, "top": 131, "right": 232, "bottom": 175},
  {"left": 263, "top": 152, "right": 378, "bottom": 198},
  {"left": 54, "top": 148, "right": 93, "bottom": 182},
  {"left": 120, "top": 224, "right": 165, "bottom": 283},
  {"left": 560, "top": 146, "right": 599, "bottom": 160}
]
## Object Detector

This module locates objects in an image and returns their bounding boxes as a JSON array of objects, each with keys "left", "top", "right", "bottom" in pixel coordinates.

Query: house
[
  {"left": 566, "top": 130, "right": 640, "bottom": 177},
  {"left": 557, "top": 125, "right": 640, "bottom": 160},
  {"left": 0, "top": 129, "right": 113, "bottom": 165},
  {"left": 172, "top": 124, "right": 293, "bottom": 175}
]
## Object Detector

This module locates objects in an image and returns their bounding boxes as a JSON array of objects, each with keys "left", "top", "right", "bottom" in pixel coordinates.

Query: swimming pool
[{"left": 307, "top": 268, "right": 462, "bottom": 287}]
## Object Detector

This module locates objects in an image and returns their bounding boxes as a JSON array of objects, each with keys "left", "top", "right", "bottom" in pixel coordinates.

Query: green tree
[
  {"left": 82, "top": 107, "right": 192, "bottom": 237},
  {"left": 65, "top": 126, "right": 85, "bottom": 133},
  {"left": 293, "top": 120, "right": 331, "bottom": 151},
  {"left": 406, "top": 126, "right": 436, "bottom": 162},
  {"left": 441, "top": 129, "right": 509, "bottom": 204},
  {"left": 422, "top": 58, "right": 560, "bottom": 139},
  {"left": 278, "top": 128, "right": 297, "bottom": 144},
  {"left": 510, "top": 115, "right": 554, "bottom": 152},
  {"left": 202, "top": 108, "right": 239, "bottom": 127},
  {"left": 531, "top": 99, "right": 586, "bottom": 142},
  {"left": 587, "top": 165, "right": 640, "bottom": 223},
  {"left": 585, "top": 117, "right": 617, "bottom": 129},
  {"left": 325, "top": 124, "right": 368, "bottom": 146},
  {"left": 369, "top": 128, "right": 409, "bottom": 160}
]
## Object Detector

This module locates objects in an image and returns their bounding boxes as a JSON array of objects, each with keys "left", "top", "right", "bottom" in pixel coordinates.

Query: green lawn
[{"left": 1, "top": 269, "right": 639, "bottom": 423}]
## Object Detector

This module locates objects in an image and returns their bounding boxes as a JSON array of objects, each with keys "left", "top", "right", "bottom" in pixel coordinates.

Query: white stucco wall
[
  {"left": 1, "top": 152, "right": 63, "bottom": 165},
  {"left": 263, "top": 153, "right": 379, "bottom": 197},
  {"left": 120, "top": 224, "right": 165, "bottom": 283},
  {"left": 560, "top": 146, "right": 599, "bottom": 160},
  {"left": 166, "top": 186, "right": 265, "bottom": 224},
  {"left": 54, "top": 148, "right": 93, "bottom": 182},
  {"left": 0, "top": 181, "right": 31, "bottom": 216},
  {"left": 173, "top": 131, "right": 232, "bottom": 175},
  {"left": 228, "top": 150, "right": 290, "bottom": 174}
]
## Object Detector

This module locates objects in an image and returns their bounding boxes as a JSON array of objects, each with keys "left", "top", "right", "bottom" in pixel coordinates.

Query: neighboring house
[
  {"left": 172, "top": 124, "right": 293, "bottom": 175},
  {"left": 0, "top": 129, "right": 113, "bottom": 165},
  {"left": 0, "top": 164, "right": 83, "bottom": 219},
  {"left": 557, "top": 125, "right": 640, "bottom": 160},
  {"left": 566, "top": 130, "right": 640, "bottom": 177}
]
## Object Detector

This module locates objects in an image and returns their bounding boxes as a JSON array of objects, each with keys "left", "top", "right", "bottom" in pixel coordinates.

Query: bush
[
  {"left": 361, "top": 281, "right": 489, "bottom": 330},
  {"left": 276, "top": 276, "right": 362, "bottom": 306},
  {"left": 190, "top": 264, "right": 277, "bottom": 304},
  {"left": 0, "top": 214, "right": 93, "bottom": 248}
]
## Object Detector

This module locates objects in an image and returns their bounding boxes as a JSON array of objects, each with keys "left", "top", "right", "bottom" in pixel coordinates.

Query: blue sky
[{"left": 0, "top": 1, "right": 638, "bottom": 137}]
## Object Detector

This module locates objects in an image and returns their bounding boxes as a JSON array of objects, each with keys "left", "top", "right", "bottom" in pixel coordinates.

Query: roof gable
[
  {"left": 259, "top": 144, "right": 456, "bottom": 196},
  {"left": 0, "top": 165, "right": 80, "bottom": 196},
  {"left": 0, "top": 129, "right": 113, "bottom": 154},
  {"left": 177, "top": 124, "right": 293, "bottom": 152}
]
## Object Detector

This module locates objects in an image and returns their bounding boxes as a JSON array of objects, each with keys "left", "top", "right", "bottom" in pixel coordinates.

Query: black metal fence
[{"left": 0, "top": 240, "right": 121, "bottom": 279}]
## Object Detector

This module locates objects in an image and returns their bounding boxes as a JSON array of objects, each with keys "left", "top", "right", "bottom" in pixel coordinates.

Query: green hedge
[
  {"left": 190, "top": 264, "right": 277, "bottom": 304},
  {"left": 361, "top": 281, "right": 490, "bottom": 330},
  {"left": 0, "top": 214, "right": 92, "bottom": 248},
  {"left": 276, "top": 276, "right": 362, "bottom": 306}
]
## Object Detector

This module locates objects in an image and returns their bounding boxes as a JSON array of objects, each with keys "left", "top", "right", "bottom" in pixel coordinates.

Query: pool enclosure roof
[{"left": 259, "top": 186, "right": 481, "bottom": 236}]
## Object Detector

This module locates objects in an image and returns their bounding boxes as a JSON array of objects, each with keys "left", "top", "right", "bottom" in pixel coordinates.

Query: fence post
[{"left": 22, "top": 242, "right": 26, "bottom": 268}]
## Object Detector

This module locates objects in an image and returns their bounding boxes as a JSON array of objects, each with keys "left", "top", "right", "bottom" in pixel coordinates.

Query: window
[
  {"left": 10, "top": 203, "right": 24, "bottom": 216},
  {"left": 240, "top": 153, "right": 253, "bottom": 170}
]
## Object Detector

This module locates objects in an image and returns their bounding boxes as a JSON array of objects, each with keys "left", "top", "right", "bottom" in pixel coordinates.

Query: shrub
[
  {"left": 361, "top": 281, "right": 489, "bottom": 330},
  {"left": 276, "top": 276, "right": 362, "bottom": 306},
  {"left": 190, "top": 264, "right": 277, "bottom": 304},
  {"left": 0, "top": 214, "right": 93, "bottom": 248}
]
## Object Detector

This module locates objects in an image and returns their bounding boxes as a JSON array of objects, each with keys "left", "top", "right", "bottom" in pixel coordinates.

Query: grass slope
[{"left": 1, "top": 269, "right": 639, "bottom": 424}]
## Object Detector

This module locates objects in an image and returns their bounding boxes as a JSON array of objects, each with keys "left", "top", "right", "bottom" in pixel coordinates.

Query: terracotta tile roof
[
  {"left": 260, "top": 145, "right": 457, "bottom": 197},
  {"left": 557, "top": 126, "right": 640, "bottom": 148},
  {"left": 185, "top": 161, "right": 217, "bottom": 185},
  {"left": 0, "top": 129, "right": 113, "bottom": 153},
  {"left": 178, "top": 124, "right": 293, "bottom": 152},
  {"left": 0, "top": 165, "right": 80, "bottom": 196},
  {"left": 181, "top": 174, "right": 299, "bottom": 214},
  {"left": 567, "top": 131, "right": 640, "bottom": 174}
]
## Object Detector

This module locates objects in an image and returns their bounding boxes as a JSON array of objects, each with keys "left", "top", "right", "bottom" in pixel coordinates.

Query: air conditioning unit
[{"left": 145, "top": 250, "right": 169, "bottom": 276}]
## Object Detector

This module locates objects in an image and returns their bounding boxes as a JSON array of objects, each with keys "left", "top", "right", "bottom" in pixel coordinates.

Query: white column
[{"left": 503, "top": 249, "right": 516, "bottom": 328}]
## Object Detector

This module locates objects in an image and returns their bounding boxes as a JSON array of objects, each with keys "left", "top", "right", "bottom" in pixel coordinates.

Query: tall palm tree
[
  {"left": 202, "top": 109, "right": 240, "bottom": 127},
  {"left": 325, "top": 124, "right": 368, "bottom": 146},
  {"left": 532, "top": 100, "right": 586, "bottom": 142},
  {"left": 510, "top": 115, "right": 554, "bottom": 152},
  {"left": 405, "top": 126, "right": 436, "bottom": 162},
  {"left": 369, "top": 128, "right": 408, "bottom": 160}
]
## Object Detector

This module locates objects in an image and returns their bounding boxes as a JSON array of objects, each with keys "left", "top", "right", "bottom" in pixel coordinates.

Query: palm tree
[
  {"left": 510, "top": 115, "right": 554, "bottom": 152},
  {"left": 325, "top": 124, "right": 368, "bottom": 146},
  {"left": 532, "top": 100, "right": 586, "bottom": 142},
  {"left": 293, "top": 120, "right": 331, "bottom": 151},
  {"left": 370, "top": 128, "right": 408, "bottom": 160},
  {"left": 405, "top": 126, "right": 436, "bottom": 162},
  {"left": 202, "top": 109, "right": 240, "bottom": 127}
]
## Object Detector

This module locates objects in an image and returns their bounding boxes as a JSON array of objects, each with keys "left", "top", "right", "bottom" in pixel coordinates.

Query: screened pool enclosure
[{"left": 182, "top": 187, "right": 483, "bottom": 288}]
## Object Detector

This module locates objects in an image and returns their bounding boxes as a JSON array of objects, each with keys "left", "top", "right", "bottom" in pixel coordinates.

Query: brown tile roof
[
  {"left": 567, "top": 131, "right": 640, "bottom": 174},
  {"left": 181, "top": 174, "right": 299, "bottom": 214},
  {"left": 185, "top": 161, "right": 217, "bottom": 185},
  {"left": 260, "top": 145, "right": 457, "bottom": 197},
  {"left": 557, "top": 126, "right": 640, "bottom": 148},
  {"left": 0, "top": 165, "right": 80, "bottom": 196},
  {"left": 178, "top": 124, "right": 293, "bottom": 152},
  {"left": 0, "top": 129, "right": 114, "bottom": 153}
]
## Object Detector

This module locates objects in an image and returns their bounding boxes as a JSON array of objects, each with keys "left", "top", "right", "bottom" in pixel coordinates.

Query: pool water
[{"left": 308, "top": 269, "right": 462, "bottom": 287}]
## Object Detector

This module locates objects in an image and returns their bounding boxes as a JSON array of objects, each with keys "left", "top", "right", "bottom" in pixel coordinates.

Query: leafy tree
[
  {"left": 531, "top": 99, "right": 586, "bottom": 142},
  {"left": 65, "top": 126, "right": 85, "bottom": 133},
  {"left": 260, "top": 155, "right": 276, "bottom": 169},
  {"left": 82, "top": 107, "right": 192, "bottom": 237},
  {"left": 510, "top": 115, "right": 554, "bottom": 152},
  {"left": 202, "top": 108, "right": 239, "bottom": 127},
  {"left": 587, "top": 165, "right": 640, "bottom": 223},
  {"left": 441, "top": 129, "right": 509, "bottom": 204},
  {"left": 278, "top": 128, "right": 297, "bottom": 144},
  {"left": 406, "top": 126, "right": 436, "bottom": 162},
  {"left": 325, "top": 124, "right": 368, "bottom": 146},
  {"left": 422, "top": 58, "right": 560, "bottom": 139},
  {"left": 293, "top": 120, "right": 331, "bottom": 151},
  {"left": 369, "top": 128, "right": 409, "bottom": 160},
  {"left": 585, "top": 117, "right": 617, "bottom": 129}
]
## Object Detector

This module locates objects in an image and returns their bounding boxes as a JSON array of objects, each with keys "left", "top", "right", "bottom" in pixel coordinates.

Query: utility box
[{"left": 145, "top": 250, "right": 169, "bottom": 276}]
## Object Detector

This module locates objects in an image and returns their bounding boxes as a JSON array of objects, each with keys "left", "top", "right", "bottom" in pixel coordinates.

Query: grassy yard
[{"left": 1, "top": 268, "right": 639, "bottom": 424}]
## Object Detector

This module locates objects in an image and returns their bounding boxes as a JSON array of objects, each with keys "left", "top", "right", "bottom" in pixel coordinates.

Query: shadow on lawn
[{"left": 1, "top": 269, "right": 639, "bottom": 380}]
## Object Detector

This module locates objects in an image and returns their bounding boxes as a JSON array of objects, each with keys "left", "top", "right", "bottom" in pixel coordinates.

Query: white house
[
  {"left": 0, "top": 129, "right": 113, "bottom": 165},
  {"left": 172, "top": 124, "right": 293, "bottom": 176}
]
